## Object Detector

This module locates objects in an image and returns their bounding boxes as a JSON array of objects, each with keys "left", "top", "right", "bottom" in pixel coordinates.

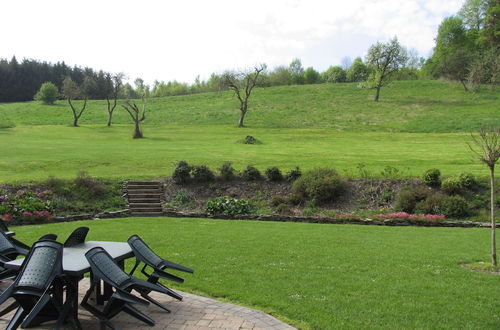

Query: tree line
[
  {"left": 1, "top": 0, "right": 497, "bottom": 104},
  {"left": 423, "top": 0, "right": 499, "bottom": 91}
]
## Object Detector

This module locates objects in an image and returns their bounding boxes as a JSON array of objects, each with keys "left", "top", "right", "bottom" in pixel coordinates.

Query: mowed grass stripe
[
  {"left": 13, "top": 217, "right": 500, "bottom": 329},
  {"left": 0, "top": 125, "right": 484, "bottom": 182}
]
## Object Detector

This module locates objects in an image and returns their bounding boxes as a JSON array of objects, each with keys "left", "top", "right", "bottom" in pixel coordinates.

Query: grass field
[
  {"left": 1, "top": 81, "right": 498, "bottom": 132},
  {"left": 13, "top": 217, "right": 500, "bottom": 329},
  {"left": 0, "top": 80, "right": 498, "bottom": 182},
  {"left": 0, "top": 124, "right": 486, "bottom": 182}
]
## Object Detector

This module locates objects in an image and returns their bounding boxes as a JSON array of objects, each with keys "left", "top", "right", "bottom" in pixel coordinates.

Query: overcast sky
[{"left": 1, "top": 0, "right": 463, "bottom": 85}]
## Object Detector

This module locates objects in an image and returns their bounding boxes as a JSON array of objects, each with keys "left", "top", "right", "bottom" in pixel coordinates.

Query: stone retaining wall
[{"left": 163, "top": 210, "right": 491, "bottom": 228}]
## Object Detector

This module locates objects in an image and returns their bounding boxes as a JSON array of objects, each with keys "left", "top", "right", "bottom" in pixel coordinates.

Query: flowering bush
[
  {"left": 0, "top": 187, "right": 53, "bottom": 223},
  {"left": 205, "top": 196, "right": 251, "bottom": 215},
  {"left": 373, "top": 212, "right": 446, "bottom": 222}
]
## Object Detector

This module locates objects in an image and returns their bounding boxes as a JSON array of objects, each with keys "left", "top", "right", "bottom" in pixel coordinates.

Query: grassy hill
[
  {"left": 0, "top": 80, "right": 498, "bottom": 182},
  {"left": 1, "top": 80, "right": 498, "bottom": 132}
]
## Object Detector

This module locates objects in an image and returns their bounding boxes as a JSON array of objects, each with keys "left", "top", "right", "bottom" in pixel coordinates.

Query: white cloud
[{"left": 0, "top": 0, "right": 464, "bottom": 84}]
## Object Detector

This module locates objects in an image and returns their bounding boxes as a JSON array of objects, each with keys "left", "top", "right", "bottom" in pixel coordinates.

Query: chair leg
[
  {"left": 0, "top": 301, "right": 19, "bottom": 317},
  {"left": 21, "top": 294, "right": 51, "bottom": 328},
  {"left": 140, "top": 292, "right": 171, "bottom": 313},
  {"left": 6, "top": 306, "right": 26, "bottom": 330},
  {"left": 122, "top": 303, "right": 155, "bottom": 326}
]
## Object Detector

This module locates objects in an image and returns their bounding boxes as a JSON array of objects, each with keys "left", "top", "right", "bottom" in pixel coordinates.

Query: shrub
[
  {"left": 422, "top": 169, "right": 441, "bottom": 187},
  {"left": 191, "top": 165, "right": 215, "bottom": 183},
  {"left": 243, "top": 135, "right": 258, "bottom": 144},
  {"left": 414, "top": 193, "right": 446, "bottom": 214},
  {"left": 44, "top": 176, "right": 67, "bottom": 195},
  {"left": 292, "top": 168, "right": 345, "bottom": 204},
  {"left": 34, "top": 81, "right": 59, "bottom": 105},
  {"left": 275, "top": 203, "right": 291, "bottom": 215},
  {"left": 219, "top": 162, "right": 236, "bottom": 181},
  {"left": 441, "top": 195, "right": 472, "bottom": 218},
  {"left": 442, "top": 177, "right": 462, "bottom": 195},
  {"left": 172, "top": 161, "right": 192, "bottom": 184},
  {"left": 394, "top": 186, "right": 431, "bottom": 213},
  {"left": 380, "top": 166, "right": 400, "bottom": 178},
  {"left": 174, "top": 190, "right": 192, "bottom": 204},
  {"left": 205, "top": 196, "right": 251, "bottom": 215},
  {"left": 242, "top": 165, "right": 262, "bottom": 181},
  {"left": 265, "top": 167, "right": 283, "bottom": 182},
  {"left": 285, "top": 167, "right": 302, "bottom": 182},
  {"left": 270, "top": 195, "right": 288, "bottom": 207},
  {"left": 288, "top": 193, "right": 304, "bottom": 205},
  {"left": 458, "top": 172, "right": 477, "bottom": 189},
  {"left": 73, "top": 171, "right": 106, "bottom": 199}
]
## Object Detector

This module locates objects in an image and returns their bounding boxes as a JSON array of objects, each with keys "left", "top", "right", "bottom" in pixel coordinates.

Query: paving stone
[{"left": 0, "top": 279, "right": 296, "bottom": 329}]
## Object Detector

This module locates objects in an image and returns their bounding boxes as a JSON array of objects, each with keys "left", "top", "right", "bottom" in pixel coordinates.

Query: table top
[{"left": 5, "top": 241, "right": 133, "bottom": 276}]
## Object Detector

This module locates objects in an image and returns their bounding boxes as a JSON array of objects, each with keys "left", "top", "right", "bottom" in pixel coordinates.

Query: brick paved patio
[{"left": 0, "top": 279, "right": 296, "bottom": 329}]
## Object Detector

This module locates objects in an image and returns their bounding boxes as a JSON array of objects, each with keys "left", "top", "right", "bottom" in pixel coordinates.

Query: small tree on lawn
[
  {"left": 62, "top": 76, "right": 94, "bottom": 127},
  {"left": 34, "top": 82, "right": 59, "bottom": 105},
  {"left": 105, "top": 73, "right": 124, "bottom": 126},
  {"left": 366, "top": 37, "right": 408, "bottom": 101},
  {"left": 469, "top": 127, "right": 500, "bottom": 266},
  {"left": 222, "top": 64, "right": 266, "bottom": 127},
  {"left": 122, "top": 97, "right": 147, "bottom": 138}
]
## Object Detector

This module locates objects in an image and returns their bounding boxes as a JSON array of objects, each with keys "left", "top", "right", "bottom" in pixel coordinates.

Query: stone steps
[{"left": 125, "top": 181, "right": 163, "bottom": 217}]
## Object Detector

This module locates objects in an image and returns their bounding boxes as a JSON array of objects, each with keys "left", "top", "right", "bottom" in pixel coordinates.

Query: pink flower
[{"left": 1, "top": 214, "right": 12, "bottom": 222}]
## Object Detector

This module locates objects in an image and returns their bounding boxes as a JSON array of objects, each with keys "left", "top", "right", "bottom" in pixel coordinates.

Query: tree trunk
[
  {"left": 238, "top": 108, "right": 246, "bottom": 127},
  {"left": 374, "top": 86, "right": 381, "bottom": 102},
  {"left": 490, "top": 166, "right": 497, "bottom": 266},
  {"left": 107, "top": 98, "right": 112, "bottom": 127},
  {"left": 460, "top": 79, "right": 469, "bottom": 92},
  {"left": 133, "top": 120, "right": 143, "bottom": 139},
  {"left": 73, "top": 117, "right": 79, "bottom": 127}
]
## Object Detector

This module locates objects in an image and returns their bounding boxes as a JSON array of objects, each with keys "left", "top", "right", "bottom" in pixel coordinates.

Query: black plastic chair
[
  {"left": 0, "top": 231, "right": 28, "bottom": 281},
  {"left": 0, "top": 240, "right": 77, "bottom": 329},
  {"left": 64, "top": 227, "right": 89, "bottom": 247},
  {"left": 83, "top": 247, "right": 182, "bottom": 328},
  {"left": 39, "top": 233, "right": 58, "bottom": 241},
  {"left": 0, "top": 220, "right": 30, "bottom": 251},
  {"left": 127, "top": 235, "right": 193, "bottom": 284}
]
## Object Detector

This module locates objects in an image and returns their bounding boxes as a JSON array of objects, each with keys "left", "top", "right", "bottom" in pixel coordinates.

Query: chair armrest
[
  {"left": 152, "top": 268, "right": 184, "bottom": 283},
  {"left": 114, "top": 288, "right": 150, "bottom": 306}
]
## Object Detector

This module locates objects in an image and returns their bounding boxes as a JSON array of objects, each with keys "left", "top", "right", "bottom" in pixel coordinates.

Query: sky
[{"left": 1, "top": 0, "right": 464, "bottom": 85}]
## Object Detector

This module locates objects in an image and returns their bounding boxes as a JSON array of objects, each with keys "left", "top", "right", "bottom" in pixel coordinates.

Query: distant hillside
[{"left": 0, "top": 80, "right": 498, "bottom": 133}]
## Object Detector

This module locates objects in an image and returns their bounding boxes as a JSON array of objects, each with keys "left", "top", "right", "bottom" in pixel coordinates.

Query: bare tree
[
  {"left": 469, "top": 127, "right": 500, "bottom": 266},
  {"left": 62, "top": 76, "right": 93, "bottom": 127},
  {"left": 222, "top": 65, "right": 266, "bottom": 127},
  {"left": 122, "top": 97, "right": 147, "bottom": 138},
  {"left": 105, "top": 73, "right": 124, "bottom": 126},
  {"left": 366, "top": 37, "right": 408, "bottom": 101}
]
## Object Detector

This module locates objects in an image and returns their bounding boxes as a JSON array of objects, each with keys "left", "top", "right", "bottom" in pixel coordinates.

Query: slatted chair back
[
  {"left": 15, "top": 240, "right": 63, "bottom": 291},
  {"left": 64, "top": 226, "right": 89, "bottom": 247},
  {"left": 39, "top": 233, "right": 57, "bottom": 241},
  {"left": 127, "top": 235, "right": 163, "bottom": 268},
  {"left": 85, "top": 247, "right": 131, "bottom": 288},
  {"left": 0, "top": 230, "right": 18, "bottom": 258}
]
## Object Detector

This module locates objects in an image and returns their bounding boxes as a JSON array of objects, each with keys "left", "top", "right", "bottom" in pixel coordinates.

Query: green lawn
[
  {"left": 0, "top": 124, "right": 487, "bottom": 182},
  {"left": 13, "top": 217, "right": 500, "bottom": 329},
  {"left": 0, "top": 80, "right": 498, "bottom": 182}
]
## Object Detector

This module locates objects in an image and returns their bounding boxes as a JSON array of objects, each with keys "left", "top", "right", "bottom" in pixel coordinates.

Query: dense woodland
[{"left": 0, "top": 0, "right": 498, "bottom": 103}]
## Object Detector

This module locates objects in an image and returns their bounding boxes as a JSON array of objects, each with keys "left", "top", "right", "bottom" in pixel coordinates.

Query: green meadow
[
  {"left": 0, "top": 80, "right": 498, "bottom": 182},
  {"left": 14, "top": 217, "right": 500, "bottom": 329},
  {"left": 0, "top": 125, "right": 486, "bottom": 182}
]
